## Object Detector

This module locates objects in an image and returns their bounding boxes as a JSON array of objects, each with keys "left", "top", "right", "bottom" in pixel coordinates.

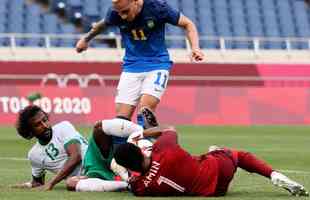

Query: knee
[
  {"left": 94, "top": 121, "right": 102, "bottom": 132},
  {"left": 66, "top": 176, "right": 80, "bottom": 191},
  {"left": 93, "top": 121, "right": 102, "bottom": 138}
]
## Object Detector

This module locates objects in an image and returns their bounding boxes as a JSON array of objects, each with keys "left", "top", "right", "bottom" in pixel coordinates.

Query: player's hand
[
  {"left": 10, "top": 182, "right": 32, "bottom": 189},
  {"left": 128, "top": 175, "right": 140, "bottom": 184},
  {"left": 36, "top": 183, "right": 53, "bottom": 191},
  {"left": 76, "top": 37, "right": 89, "bottom": 53},
  {"left": 44, "top": 184, "right": 53, "bottom": 191},
  {"left": 127, "top": 131, "right": 144, "bottom": 144},
  {"left": 190, "top": 48, "right": 204, "bottom": 62},
  {"left": 43, "top": 181, "right": 55, "bottom": 191}
]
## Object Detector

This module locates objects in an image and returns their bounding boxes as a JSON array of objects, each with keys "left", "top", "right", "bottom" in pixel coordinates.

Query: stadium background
[{"left": 0, "top": 0, "right": 310, "bottom": 199}]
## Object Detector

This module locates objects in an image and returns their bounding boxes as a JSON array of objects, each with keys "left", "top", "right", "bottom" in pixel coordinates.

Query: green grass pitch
[{"left": 0, "top": 125, "right": 309, "bottom": 200}]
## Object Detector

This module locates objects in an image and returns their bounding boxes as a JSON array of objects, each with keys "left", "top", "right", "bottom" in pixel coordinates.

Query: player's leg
[
  {"left": 92, "top": 121, "right": 113, "bottom": 159},
  {"left": 205, "top": 149, "right": 238, "bottom": 196},
  {"left": 101, "top": 118, "right": 143, "bottom": 138},
  {"left": 137, "top": 69, "right": 169, "bottom": 128},
  {"left": 235, "top": 150, "right": 308, "bottom": 196},
  {"left": 115, "top": 72, "right": 143, "bottom": 120},
  {"left": 66, "top": 176, "right": 128, "bottom": 192},
  {"left": 208, "top": 147, "right": 273, "bottom": 177},
  {"left": 83, "top": 134, "right": 117, "bottom": 180},
  {"left": 91, "top": 124, "right": 130, "bottom": 179},
  {"left": 140, "top": 106, "right": 159, "bottom": 129},
  {"left": 234, "top": 150, "right": 273, "bottom": 178},
  {"left": 115, "top": 103, "right": 136, "bottom": 120},
  {"left": 137, "top": 94, "right": 160, "bottom": 128},
  {"left": 65, "top": 126, "right": 128, "bottom": 192},
  {"left": 76, "top": 178, "right": 128, "bottom": 192},
  {"left": 66, "top": 176, "right": 88, "bottom": 191}
]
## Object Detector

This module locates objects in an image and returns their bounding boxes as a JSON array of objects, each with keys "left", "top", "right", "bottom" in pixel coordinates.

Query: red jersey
[{"left": 129, "top": 130, "right": 222, "bottom": 196}]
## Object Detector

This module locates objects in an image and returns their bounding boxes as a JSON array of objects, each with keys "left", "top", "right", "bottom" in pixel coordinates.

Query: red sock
[{"left": 235, "top": 150, "right": 273, "bottom": 178}]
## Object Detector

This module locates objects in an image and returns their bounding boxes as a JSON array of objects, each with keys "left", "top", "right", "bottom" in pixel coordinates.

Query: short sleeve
[
  {"left": 56, "top": 121, "right": 81, "bottom": 150},
  {"left": 157, "top": 0, "right": 180, "bottom": 25},
  {"left": 30, "top": 161, "right": 45, "bottom": 178},
  {"left": 104, "top": 7, "right": 121, "bottom": 26}
]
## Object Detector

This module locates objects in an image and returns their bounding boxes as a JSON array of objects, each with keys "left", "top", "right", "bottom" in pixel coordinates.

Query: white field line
[
  {"left": 280, "top": 169, "right": 310, "bottom": 175},
  {"left": 0, "top": 157, "right": 309, "bottom": 175},
  {"left": 0, "top": 157, "right": 27, "bottom": 161}
]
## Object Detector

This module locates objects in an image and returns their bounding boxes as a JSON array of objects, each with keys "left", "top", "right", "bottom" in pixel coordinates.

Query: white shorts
[{"left": 115, "top": 70, "right": 169, "bottom": 106}]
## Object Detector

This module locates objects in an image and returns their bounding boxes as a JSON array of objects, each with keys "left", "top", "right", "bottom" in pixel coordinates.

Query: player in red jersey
[{"left": 114, "top": 127, "right": 308, "bottom": 197}]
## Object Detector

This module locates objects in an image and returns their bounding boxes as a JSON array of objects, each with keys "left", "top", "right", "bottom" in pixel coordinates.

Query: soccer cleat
[
  {"left": 141, "top": 107, "right": 159, "bottom": 129},
  {"left": 271, "top": 171, "right": 309, "bottom": 196}
]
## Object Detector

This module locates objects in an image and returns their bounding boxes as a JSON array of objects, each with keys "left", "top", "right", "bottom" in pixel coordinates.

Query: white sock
[
  {"left": 110, "top": 158, "right": 129, "bottom": 181},
  {"left": 102, "top": 118, "right": 143, "bottom": 138},
  {"left": 76, "top": 178, "right": 128, "bottom": 192}
]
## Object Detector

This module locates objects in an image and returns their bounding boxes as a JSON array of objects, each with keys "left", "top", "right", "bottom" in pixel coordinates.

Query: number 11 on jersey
[{"left": 131, "top": 29, "right": 147, "bottom": 40}]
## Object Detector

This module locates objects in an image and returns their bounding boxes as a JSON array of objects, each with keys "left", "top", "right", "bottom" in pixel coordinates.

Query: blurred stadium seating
[{"left": 0, "top": 0, "right": 310, "bottom": 49}]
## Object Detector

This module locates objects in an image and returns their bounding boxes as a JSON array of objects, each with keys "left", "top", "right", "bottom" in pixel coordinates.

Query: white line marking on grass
[
  {"left": 0, "top": 157, "right": 27, "bottom": 161},
  {"left": 280, "top": 169, "right": 310, "bottom": 175},
  {"left": 0, "top": 157, "right": 309, "bottom": 175},
  {"left": 0, "top": 169, "right": 27, "bottom": 173}
]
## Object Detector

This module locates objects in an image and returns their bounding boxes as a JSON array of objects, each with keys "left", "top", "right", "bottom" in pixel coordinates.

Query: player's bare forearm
[
  {"left": 76, "top": 19, "right": 106, "bottom": 53},
  {"left": 46, "top": 143, "right": 82, "bottom": 190},
  {"left": 143, "top": 125, "right": 176, "bottom": 138},
  {"left": 83, "top": 19, "right": 106, "bottom": 42},
  {"left": 185, "top": 25, "right": 200, "bottom": 50},
  {"left": 47, "top": 155, "right": 81, "bottom": 190},
  {"left": 177, "top": 15, "right": 204, "bottom": 61},
  {"left": 178, "top": 15, "right": 200, "bottom": 50}
]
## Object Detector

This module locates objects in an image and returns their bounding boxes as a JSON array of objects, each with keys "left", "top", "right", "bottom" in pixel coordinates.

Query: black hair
[
  {"left": 16, "top": 105, "right": 47, "bottom": 140},
  {"left": 115, "top": 115, "right": 131, "bottom": 121},
  {"left": 114, "top": 143, "right": 144, "bottom": 172}
]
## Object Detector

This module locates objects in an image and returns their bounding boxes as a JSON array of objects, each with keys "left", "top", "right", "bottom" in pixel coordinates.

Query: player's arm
[
  {"left": 76, "top": 19, "right": 107, "bottom": 53},
  {"left": 31, "top": 175, "right": 45, "bottom": 187},
  {"left": 129, "top": 176, "right": 147, "bottom": 196},
  {"left": 143, "top": 125, "right": 176, "bottom": 138},
  {"left": 127, "top": 126, "right": 176, "bottom": 144},
  {"left": 44, "top": 142, "right": 82, "bottom": 190},
  {"left": 177, "top": 14, "right": 204, "bottom": 62},
  {"left": 11, "top": 154, "right": 46, "bottom": 189}
]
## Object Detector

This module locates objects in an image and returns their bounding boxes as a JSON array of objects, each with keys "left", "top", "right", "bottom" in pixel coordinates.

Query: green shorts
[{"left": 82, "top": 136, "right": 116, "bottom": 180}]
